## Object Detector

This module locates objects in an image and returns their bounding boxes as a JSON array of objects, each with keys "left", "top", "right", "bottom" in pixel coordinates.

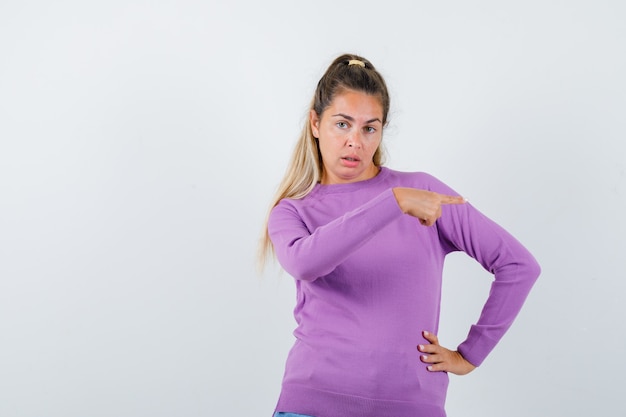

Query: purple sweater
[{"left": 268, "top": 168, "right": 540, "bottom": 417}]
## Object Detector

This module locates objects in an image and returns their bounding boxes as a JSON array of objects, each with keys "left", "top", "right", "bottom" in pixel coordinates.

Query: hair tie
[{"left": 348, "top": 59, "right": 366, "bottom": 68}]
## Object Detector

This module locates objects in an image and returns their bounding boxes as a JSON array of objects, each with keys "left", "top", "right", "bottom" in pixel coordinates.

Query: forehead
[{"left": 324, "top": 89, "right": 384, "bottom": 122}]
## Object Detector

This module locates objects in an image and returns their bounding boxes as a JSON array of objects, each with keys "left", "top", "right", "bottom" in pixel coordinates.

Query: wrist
[{"left": 392, "top": 187, "right": 408, "bottom": 213}]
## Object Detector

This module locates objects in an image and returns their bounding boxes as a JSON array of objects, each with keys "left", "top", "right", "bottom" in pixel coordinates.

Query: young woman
[{"left": 260, "top": 53, "right": 540, "bottom": 417}]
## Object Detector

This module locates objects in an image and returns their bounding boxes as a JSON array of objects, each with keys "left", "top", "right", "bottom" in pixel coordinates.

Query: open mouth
[{"left": 342, "top": 156, "right": 360, "bottom": 162}]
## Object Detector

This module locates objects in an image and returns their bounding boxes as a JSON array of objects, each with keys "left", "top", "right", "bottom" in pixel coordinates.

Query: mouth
[{"left": 340, "top": 155, "right": 361, "bottom": 168}]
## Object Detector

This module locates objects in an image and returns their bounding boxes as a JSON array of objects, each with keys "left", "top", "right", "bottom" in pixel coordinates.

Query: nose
[{"left": 347, "top": 132, "right": 363, "bottom": 149}]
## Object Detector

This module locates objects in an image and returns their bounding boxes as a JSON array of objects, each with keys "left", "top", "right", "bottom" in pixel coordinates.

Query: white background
[{"left": 1, "top": 1, "right": 624, "bottom": 416}]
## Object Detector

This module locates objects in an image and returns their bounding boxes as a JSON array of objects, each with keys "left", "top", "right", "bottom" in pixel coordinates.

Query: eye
[
  {"left": 336, "top": 121, "right": 348, "bottom": 129},
  {"left": 365, "top": 126, "right": 376, "bottom": 133}
]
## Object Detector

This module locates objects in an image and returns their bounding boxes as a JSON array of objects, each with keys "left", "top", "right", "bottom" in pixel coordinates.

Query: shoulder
[{"left": 382, "top": 167, "right": 455, "bottom": 193}]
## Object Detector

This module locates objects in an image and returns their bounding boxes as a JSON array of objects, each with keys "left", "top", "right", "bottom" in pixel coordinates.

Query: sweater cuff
[
  {"left": 456, "top": 326, "right": 499, "bottom": 367},
  {"left": 360, "top": 188, "right": 405, "bottom": 234}
]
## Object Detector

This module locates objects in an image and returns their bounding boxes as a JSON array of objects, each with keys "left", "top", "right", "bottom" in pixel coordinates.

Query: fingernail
[
  {"left": 427, "top": 365, "right": 433, "bottom": 371},
  {"left": 418, "top": 345, "right": 423, "bottom": 351},
  {"left": 421, "top": 355, "right": 427, "bottom": 361},
  {"left": 423, "top": 330, "right": 429, "bottom": 336}
]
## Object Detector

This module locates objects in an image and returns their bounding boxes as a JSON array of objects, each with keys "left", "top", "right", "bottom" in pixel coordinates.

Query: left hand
[{"left": 417, "top": 331, "right": 476, "bottom": 376}]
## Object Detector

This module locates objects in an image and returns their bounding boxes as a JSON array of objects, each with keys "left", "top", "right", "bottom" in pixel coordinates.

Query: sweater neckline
[{"left": 311, "top": 166, "right": 390, "bottom": 195}]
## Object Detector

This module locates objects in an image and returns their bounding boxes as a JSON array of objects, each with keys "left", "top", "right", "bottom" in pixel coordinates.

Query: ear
[{"left": 309, "top": 109, "right": 320, "bottom": 138}]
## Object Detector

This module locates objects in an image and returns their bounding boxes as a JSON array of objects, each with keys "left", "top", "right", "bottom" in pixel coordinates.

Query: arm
[
  {"left": 429, "top": 176, "right": 541, "bottom": 368},
  {"left": 269, "top": 185, "right": 467, "bottom": 282},
  {"left": 267, "top": 188, "right": 404, "bottom": 281}
]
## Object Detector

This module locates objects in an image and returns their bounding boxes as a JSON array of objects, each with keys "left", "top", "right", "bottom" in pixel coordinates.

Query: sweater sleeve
[
  {"left": 268, "top": 188, "right": 404, "bottom": 282},
  {"left": 429, "top": 175, "right": 541, "bottom": 367}
]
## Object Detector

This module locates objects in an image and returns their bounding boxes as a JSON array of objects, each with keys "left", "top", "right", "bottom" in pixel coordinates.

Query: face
[{"left": 311, "top": 89, "right": 384, "bottom": 185}]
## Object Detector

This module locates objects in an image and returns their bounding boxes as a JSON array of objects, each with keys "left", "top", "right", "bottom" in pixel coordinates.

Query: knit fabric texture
[{"left": 268, "top": 168, "right": 540, "bottom": 417}]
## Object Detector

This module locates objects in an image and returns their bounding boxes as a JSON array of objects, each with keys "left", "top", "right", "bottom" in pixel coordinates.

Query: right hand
[{"left": 392, "top": 187, "right": 466, "bottom": 226}]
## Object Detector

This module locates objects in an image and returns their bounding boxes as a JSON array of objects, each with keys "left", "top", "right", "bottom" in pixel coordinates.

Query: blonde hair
[{"left": 258, "top": 53, "right": 390, "bottom": 269}]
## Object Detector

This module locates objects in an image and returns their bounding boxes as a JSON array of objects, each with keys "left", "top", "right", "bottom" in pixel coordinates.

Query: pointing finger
[{"left": 439, "top": 195, "right": 467, "bottom": 205}]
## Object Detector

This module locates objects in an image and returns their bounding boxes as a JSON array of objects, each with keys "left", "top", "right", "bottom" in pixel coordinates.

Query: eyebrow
[{"left": 331, "top": 113, "right": 382, "bottom": 124}]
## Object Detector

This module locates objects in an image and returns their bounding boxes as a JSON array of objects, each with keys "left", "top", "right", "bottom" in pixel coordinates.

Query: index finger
[{"left": 438, "top": 194, "right": 467, "bottom": 205}]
